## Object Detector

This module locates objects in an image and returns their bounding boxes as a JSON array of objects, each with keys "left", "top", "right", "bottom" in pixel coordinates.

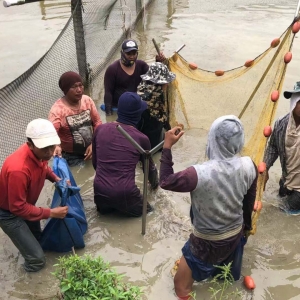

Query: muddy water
[{"left": 1, "top": 0, "right": 300, "bottom": 299}]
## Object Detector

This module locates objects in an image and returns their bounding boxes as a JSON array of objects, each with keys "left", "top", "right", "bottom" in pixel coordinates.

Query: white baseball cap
[{"left": 26, "top": 119, "right": 61, "bottom": 149}]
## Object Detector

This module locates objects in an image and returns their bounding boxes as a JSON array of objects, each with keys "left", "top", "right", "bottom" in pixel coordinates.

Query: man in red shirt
[{"left": 0, "top": 119, "right": 68, "bottom": 272}]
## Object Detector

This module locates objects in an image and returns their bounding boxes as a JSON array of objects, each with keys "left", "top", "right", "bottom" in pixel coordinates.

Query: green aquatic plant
[
  {"left": 208, "top": 262, "right": 242, "bottom": 300},
  {"left": 53, "top": 254, "right": 142, "bottom": 300}
]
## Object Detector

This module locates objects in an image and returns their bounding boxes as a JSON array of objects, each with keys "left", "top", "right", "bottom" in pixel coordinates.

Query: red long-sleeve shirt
[{"left": 0, "top": 144, "right": 57, "bottom": 221}]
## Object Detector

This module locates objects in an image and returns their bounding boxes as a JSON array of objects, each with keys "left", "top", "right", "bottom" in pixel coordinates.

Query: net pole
[{"left": 71, "top": 0, "right": 88, "bottom": 86}]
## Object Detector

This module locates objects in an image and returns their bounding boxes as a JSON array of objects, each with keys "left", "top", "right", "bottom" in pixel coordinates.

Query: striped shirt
[{"left": 263, "top": 114, "right": 289, "bottom": 181}]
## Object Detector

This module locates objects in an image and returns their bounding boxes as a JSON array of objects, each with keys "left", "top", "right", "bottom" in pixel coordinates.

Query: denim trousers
[{"left": 0, "top": 209, "right": 46, "bottom": 272}]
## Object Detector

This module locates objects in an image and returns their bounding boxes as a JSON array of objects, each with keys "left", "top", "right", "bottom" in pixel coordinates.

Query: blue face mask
[{"left": 120, "top": 50, "right": 138, "bottom": 67}]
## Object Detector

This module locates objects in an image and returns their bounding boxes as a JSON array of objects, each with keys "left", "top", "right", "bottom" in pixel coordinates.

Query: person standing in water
[
  {"left": 103, "top": 39, "right": 165, "bottom": 116},
  {"left": 160, "top": 116, "right": 257, "bottom": 299},
  {"left": 264, "top": 82, "right": 300, "bottom": 213}
]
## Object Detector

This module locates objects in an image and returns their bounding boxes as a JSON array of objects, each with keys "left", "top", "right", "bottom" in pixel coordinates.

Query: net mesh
[
  {"left": 0, "top": 0, "right": 152, "bottom": 166},
  {"left": 168, "top": 23, "right": 297, "bottom": 234}
]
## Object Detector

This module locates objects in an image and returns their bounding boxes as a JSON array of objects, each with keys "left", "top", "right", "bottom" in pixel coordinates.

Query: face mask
[{"left": 120, "top": 50, "right": 138, "bottom": 67}]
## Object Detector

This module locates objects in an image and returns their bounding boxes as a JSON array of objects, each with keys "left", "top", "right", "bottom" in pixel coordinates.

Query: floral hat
[{"left": 141, "top": 62, "right": 176, "bottom": 84}]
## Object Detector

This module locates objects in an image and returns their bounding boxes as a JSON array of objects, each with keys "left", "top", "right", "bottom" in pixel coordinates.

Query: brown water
[{"left": 1, "top": 0, "right": 300, "bottom": 299}]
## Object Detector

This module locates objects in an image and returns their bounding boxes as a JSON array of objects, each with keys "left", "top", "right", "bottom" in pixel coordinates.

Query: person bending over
[
  {"left": 93, "top": 92, "right": 158, "bottom": 217},
  {"left": 0, "top": 119, "right": 68, "bottom": 272}
]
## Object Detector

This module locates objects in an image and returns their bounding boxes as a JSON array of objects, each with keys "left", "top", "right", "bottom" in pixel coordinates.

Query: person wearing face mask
[
  {"left": 264, "top": 82, "right": 300, "bottom": 213},
  {"left": 103, "top": 39, "right": 165, "bottom": 116}
]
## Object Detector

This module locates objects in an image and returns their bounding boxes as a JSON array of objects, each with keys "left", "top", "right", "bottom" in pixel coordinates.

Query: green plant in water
[
  {"left": 208, "top": 262, "right": 242, "bottom": 300},
  {"left": 53, "top": 254, "right": 142, "bottom": 300}
]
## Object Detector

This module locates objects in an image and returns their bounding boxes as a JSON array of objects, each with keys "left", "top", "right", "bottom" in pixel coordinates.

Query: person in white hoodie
[
  {"left": 160, "top": 116, "right": 257, "bottom": 299},
  {"left": 264, "top": 81, "right": 300, "bottom": 213}
]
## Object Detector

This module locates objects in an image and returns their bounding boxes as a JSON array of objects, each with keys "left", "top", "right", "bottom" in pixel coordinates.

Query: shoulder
[
  {"left": 274, "top": 113, "right": 289, "bottom": 127},
  {"left": 81, "top": 94, "right": 95, "bottom": 105},
  {"left": 136, "top": 60, "right": 149, "bottom": 69},
  {"left": 106, "top": 60, "right": 120, "bottom": 72},
  {"left": 49, "top": 98, "right": 63, "bottom": 111},
  {"left": 241, "top": 156, "right": 256, "bottom": 178},
  {"left": 3, "top": 145, "right": 29, "bottom": 174}
]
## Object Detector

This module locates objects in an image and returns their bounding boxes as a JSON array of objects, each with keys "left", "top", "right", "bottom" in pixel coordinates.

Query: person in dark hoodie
[{"left": 92, "top": 92, "right": 158, "bottom": 217}]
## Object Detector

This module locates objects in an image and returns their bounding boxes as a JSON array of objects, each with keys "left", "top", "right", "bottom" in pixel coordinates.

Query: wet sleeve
[
  {"left": 7, "top": 171, "right": 51, "bottom": 221},
  {"left": 263, "top": 120, "right": 279, "bottom": 169},
  {"left": 243, "top": 162, "right": 258, "bottom": 231},
  {"left": 104, "top": 64, "right": 116, "bottom": 110},
  {"left": 159, "top": 148, "right": 198, "bottom": 192},
  {"left": 89, "top": 97, "right": 102, "bottom": 129}
]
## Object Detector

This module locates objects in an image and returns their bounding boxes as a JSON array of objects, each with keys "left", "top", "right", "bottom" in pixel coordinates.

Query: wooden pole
[{"left": 71, "top": 0, "right": 88, "bottom": 87}]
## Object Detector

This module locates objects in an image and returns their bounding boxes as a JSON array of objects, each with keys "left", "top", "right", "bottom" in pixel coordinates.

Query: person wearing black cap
[
  {"left": 103, "top": 39, "right": 165, "bottom": 116},
  {"left": 264, "top": 81, "right": 300, "bottom": 213},
  {"left": 92, "top": 92, "right": 158, "bottom": 217}
]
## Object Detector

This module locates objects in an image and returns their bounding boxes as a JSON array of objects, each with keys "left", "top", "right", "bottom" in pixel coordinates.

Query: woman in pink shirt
[{"left": 49, "top": 72, "right": 102, "bottom": 166}]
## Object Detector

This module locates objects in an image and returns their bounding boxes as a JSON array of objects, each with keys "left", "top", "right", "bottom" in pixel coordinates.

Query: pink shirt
[{"left": 49, "top": 95, "right": 102, "bottom": 154}]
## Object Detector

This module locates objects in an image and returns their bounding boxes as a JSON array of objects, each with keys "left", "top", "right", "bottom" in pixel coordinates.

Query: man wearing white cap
[
  {"left": 264, "top": 82, "right": 300, "bottom": 213},
  {"left": 0, "top": 119, "right": 68, "bottom": 272}
]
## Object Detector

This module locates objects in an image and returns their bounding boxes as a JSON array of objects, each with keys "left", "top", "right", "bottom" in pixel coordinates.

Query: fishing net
[
  {"left": 167, "top": 20, "right": 299, "bottom": 235},
  {"left": 0, "top": 0, "right": 153, "bottom": 167}
]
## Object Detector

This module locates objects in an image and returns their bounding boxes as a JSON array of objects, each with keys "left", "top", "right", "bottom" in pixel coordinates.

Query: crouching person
[
  {"left": 159, "top": 116, "right": 258, "bottom": 299},
  {"left": 92, "top": 92, "right": 158, "bottom": 217},
  {"left": 0, "top": 119, "right": 68, "bottom": 272}
]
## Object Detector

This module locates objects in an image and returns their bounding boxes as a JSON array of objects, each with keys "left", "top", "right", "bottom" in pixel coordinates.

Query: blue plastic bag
[{"left": 39, "top": 157, "right": 88, "bottom": 252}]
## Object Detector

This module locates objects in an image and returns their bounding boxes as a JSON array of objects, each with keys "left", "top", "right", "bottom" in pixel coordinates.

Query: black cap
[{"left": 121, "top": 39, "right": 138, "bottom": 53}]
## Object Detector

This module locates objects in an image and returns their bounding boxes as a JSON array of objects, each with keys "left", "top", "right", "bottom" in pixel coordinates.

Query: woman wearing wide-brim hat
[{"left": 137, "top": 62, "right": 176, "bottom": 149}]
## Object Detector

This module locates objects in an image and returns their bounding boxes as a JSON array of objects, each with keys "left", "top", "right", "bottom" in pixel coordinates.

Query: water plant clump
[
  {"left": 208, "top": 262, "right": 242, "bottom": 300},
  {"left": 53, "top": 254, "right": 142, "bottom": 300}
]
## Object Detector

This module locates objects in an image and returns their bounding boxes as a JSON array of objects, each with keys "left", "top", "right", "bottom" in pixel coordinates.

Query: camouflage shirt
[{"left": 137, "top": 81, "right": 167, "bottom": 123}]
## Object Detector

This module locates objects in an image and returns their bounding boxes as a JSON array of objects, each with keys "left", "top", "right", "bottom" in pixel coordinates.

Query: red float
[
  {"left": 188, "top": 62, "right": 197, "bottom": 70},
  {"left": 263, "top": 126, "right": 272, "bottom": 137},
  {"left": 284, "top": 52, "right": 292, "bottom": 64},
  {"left": 292, "top": 22, "right": 300, "bottom": 34},
  {"left": 271, "top": 90, "right": 279, "bottom": 102},
  {"left": 271, "top": 38, "right": 280, "bottom": 48},
  {"left": 215, "top": 70, "right": 224, "bottom": 76},
  {"left": 258, "top": 162, "right": 266, "bottom": 174},
  {"left": 244, "top": 59, "right": 254, "bottom": 68}
]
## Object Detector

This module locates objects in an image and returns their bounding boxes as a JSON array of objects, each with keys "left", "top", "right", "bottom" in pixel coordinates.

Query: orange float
[
  {"left": 284, "top": 52, "right": 292, "bottom": 64},
  {"left": 270, "top": 38, "right": 280, "bottom": 48},
  {"left": 244, "top": 59, "right": 254, "bottom": 68},
  {"left": 244, "top": 276, "right": 256, "bottom": 290},
  {"left": 188, "top": 62, "right": 198, "bottom": 70},
  {"left": 258, "top": 162, "right": 266, "bottom": 174},
  {"left": 263, "top": 126, "right": 272, "bottom": 137},
  {"left": 271, "top": 90, "right": 279, "bottom": 102},
  {"left": 215, "top": 70, "right": 224, "bottom": 76},
  {"left": 292, "top": 22, "right": 300, "bottom": 34}
]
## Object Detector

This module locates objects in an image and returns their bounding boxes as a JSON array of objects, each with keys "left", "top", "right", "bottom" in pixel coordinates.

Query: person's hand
[
  {"left": 84, "top": 144, "right": 92, "bottom": 160},
  {"left": 156, "top": 51, "right": 166, "bottom": 63},
  {"left": 163, "top": 126, "right": 185, "bottom": 149},
  {"left": 53, "top": 145, "right": 62, "bottom": 157},
  {"left": 50, "top": 206, "right": 68, "bottom": 219},
  {"left": 263, "top": 169, "right": 269, "bottom": 191},
  {"left": 105, "top": 105, "right": 113, "bottom": 116}
]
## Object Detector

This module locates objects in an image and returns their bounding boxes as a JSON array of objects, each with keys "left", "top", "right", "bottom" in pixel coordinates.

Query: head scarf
[
  {"left": 290, "top": 92, "right": 300, "bottom": 112},
  {"left": 206, "top": 115, "right": 244, "bottom": 160},
  {"left": 59, "top": 71, "right": 82, "bottom": 95},
  {"left": 117, "top": 92, "right": 147, "bottom": 127}
]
